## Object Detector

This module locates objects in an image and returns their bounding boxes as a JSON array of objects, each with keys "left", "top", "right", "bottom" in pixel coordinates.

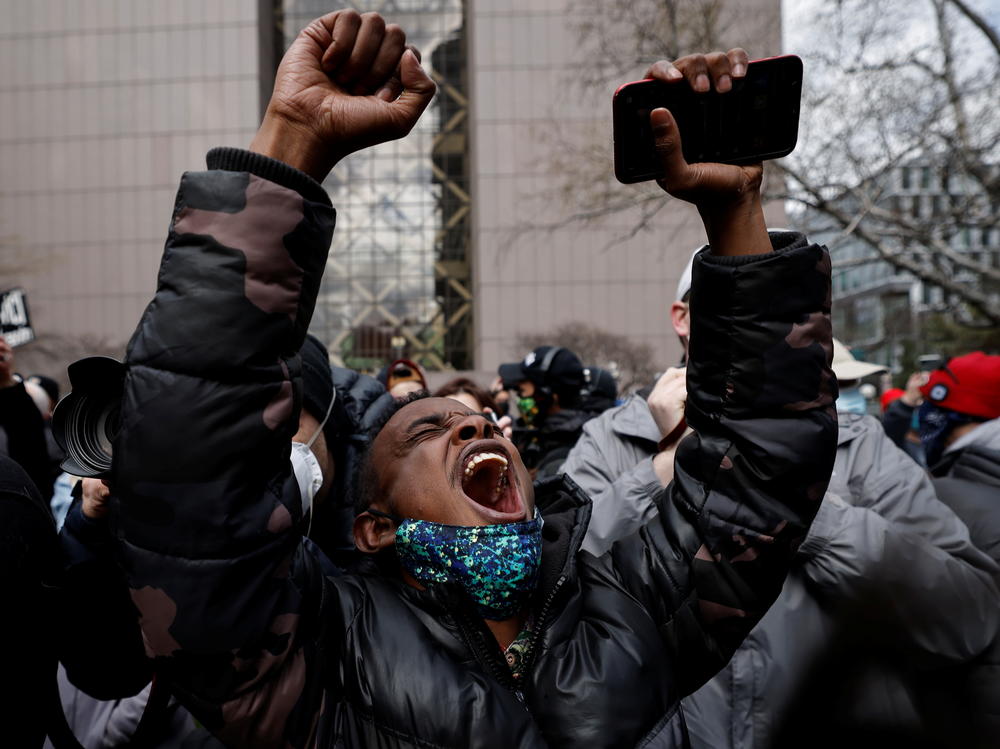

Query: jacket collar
[
  {"left": 945, "top": 417, "right": 1000, "bottom": 456},
  {"left": 835, "top": 411, "right": 872, "bottom": 446},
  {"left": 532, "top": 474, "right": 592, "bottom": 596},
  {"left": 608, "top": 395, "right": 662, "bottom": 444},
  {"left": 538, "top": 408, "right": 593, "bottom": 436}
]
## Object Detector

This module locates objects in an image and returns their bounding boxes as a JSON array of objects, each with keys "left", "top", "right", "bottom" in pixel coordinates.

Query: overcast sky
[{"left": 783, "top": 0, "right": 999, "bottom": 58}]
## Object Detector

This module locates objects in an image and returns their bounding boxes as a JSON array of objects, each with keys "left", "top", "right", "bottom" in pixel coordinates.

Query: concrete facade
[
  {"left": 468, "top": 0, "right": 785, "bottom": 373},
  {"left": 0, "top": 0, "right": 260, "bottom": 377}
]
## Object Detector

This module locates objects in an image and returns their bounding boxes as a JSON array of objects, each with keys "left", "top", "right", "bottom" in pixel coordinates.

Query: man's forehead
[{"left": 381, "top": 397, "right": 475, "bottom": 439}]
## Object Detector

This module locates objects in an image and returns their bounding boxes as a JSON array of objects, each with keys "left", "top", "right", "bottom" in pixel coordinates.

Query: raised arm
[
  {"left": 113, "top": 10, "right": 433, "bottom": 742},
  {"left": 603, "top": 50, "right": 837, "bottom": 695}
]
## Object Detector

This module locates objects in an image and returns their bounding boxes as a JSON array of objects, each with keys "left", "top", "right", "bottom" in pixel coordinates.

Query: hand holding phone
[
  {"left": 613, "top": 51, "right": 802, "bottom": 184},
  {"left": 614, "top": 49, "right": 785, "bottom": 256}
]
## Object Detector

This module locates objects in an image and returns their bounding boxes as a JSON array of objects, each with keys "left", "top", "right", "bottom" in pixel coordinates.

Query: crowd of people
[{"left": 1, "top": 8, "right": 998, "bottom": 749}]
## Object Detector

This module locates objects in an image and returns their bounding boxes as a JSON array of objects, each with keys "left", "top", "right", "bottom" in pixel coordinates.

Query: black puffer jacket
[
  {"left": 312, "top": 366, "right": 394, "bottom": 569},
  {"left": 0, "top": 455, "right": 69, "bottom": 747},
  {"left": 113, "top": 150, "right": 836, "bottom": 748}
]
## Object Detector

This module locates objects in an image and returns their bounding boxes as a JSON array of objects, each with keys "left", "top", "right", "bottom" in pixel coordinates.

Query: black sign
[{"left": 0, "top": 288, "right": 35, "bottom": 347}]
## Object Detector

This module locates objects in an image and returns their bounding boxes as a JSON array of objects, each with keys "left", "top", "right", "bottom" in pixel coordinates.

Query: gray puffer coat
[{"left": 562, "top": 404, "right": 1000, "bottom": 747}]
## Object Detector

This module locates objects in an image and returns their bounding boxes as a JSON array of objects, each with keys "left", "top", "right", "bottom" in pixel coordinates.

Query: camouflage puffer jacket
[{"left": 112, "top": 149, "right": 837, "bottom": 748}]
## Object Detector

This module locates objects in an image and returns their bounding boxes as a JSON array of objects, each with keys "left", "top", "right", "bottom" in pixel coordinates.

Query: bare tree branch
[
  {"left": 779, "top": 162, "right": 1000, "bottom": 324},
  {"left": 946, "top": 0, "right": 1000, "bottom": 58}
]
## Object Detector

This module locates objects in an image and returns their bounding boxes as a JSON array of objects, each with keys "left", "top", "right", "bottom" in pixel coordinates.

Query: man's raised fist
[{"left": 250, "top": 9, "right": 436, "bottom": 182}]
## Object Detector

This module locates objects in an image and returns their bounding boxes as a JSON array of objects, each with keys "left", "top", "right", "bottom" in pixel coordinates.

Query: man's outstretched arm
[
  {"left": 113, "top": 10, "right": 433, "bottom": 744},
  {"left": 602, "top": 49, "right": 837, "bottom": 695}
]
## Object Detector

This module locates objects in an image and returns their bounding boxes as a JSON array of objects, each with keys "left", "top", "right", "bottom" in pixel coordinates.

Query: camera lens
[
  {"left": 51, "top": 356, "right": 126, "bottom": 479},
  {"left": 57, "top": 391, "right": 121, "bottom": 477}
]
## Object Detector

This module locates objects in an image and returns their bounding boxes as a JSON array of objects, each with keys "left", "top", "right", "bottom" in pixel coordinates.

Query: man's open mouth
[{"left": 459, "top": 443, "right": 523, "bottom": 521}]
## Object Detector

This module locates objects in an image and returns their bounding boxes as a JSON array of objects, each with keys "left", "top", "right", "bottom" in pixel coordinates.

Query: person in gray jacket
[
  {"left": 921, "top": 353, "right": 1000, "bottom": 747},
  {"left": 561, "top": 247, "right": 1000, "bottom": 746}
]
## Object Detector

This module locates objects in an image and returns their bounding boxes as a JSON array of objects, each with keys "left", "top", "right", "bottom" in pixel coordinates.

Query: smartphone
[
  {"left": 613, "top": 54, "right": 803, "bottom": 184},
  {"left": 918, "top": 354, "right": 943, "bottom": 372}
]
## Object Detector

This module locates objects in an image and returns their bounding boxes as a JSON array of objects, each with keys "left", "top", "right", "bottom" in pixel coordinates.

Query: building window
[
  {"left": 911, "top": 196, "right": 922, "bottom": 219},
  {"left": 900, "top": 167, "right": 911, "bottom": 190},
  {"left": 277, "top": 0, "right": 470, "bottom": 371},
  {"left": 920, "top": 166, "right": 931, "bottom": 190}
]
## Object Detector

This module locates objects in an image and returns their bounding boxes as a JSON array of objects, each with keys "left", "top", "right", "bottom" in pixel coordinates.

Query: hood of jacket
[
  {"left": 608, "top": 394, "right": 662, "bottom": 444},
  {"left": 312, "top": 366, "right": 395, "bottom": 570},
  {"left": 945, "top": 417, "right": 1000, "bottom": 456},
  {"left": 931, "top": 418, "right": 1000, "bottom": 484}
]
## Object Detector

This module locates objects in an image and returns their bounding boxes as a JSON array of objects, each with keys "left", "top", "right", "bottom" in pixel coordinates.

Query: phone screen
[{"left": 613, "top": 55, "right": 802, "bottom": 184}]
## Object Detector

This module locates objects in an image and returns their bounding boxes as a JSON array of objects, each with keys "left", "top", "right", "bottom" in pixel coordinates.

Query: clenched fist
[
  {"left": 647, "top": 368, "right": 687, "bottom": 444},
  {"left": 250, "top": 9, "right": 436, "bottom": 182},
  {"left": 648, "top": 368, "right": 690, "bottom": 487}
]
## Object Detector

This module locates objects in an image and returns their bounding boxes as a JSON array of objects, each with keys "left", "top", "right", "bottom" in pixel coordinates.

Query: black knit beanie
[{"left": 300, "top": 335, "right": 335, "bottom": 432}]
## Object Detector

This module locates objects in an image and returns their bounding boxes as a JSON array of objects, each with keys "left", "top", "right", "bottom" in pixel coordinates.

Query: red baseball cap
[{"left": 921, "top": 352, "right": 1000, "bottom": 421}]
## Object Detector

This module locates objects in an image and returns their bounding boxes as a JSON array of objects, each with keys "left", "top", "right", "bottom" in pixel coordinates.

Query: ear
[
  {"left": 354, "top": 511, "right": 397, "bottom": 553},
  {"left": 670, "top": 301, "right": 690, "bottom": 339}
]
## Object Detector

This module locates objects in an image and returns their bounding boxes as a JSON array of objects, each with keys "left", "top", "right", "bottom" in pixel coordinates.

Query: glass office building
[{"left": 277, "top": 0, "right": 472, "bottom": 371}]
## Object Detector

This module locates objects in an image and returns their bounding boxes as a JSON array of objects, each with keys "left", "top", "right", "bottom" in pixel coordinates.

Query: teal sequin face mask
[{"left": 370, "top": 509, "right": 543, "bottom": 620}]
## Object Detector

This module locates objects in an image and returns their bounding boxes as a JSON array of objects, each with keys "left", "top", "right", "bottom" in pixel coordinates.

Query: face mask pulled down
[
  {"left": 371, "top": 509, "right": 543, "bottom": 620},
  {"left": 290, "top": 388, "right": 335, "bottom": 537}
]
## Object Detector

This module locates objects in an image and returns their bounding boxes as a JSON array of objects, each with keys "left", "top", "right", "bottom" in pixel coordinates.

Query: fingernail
[
  {"left": 667, "top": 67, "right": 683, "bottom": 80},
  {"left": 695, "top": 73, "right": 710, "bottom": 92},
  {"left": 718, "top": 74, "right": 731, "bottom": 92},
  {"left": 732, "top": 63, "right": 746, "bottom": 77},
  {"left": 650, "top": 108, "right": 669, "bottom": 130}
]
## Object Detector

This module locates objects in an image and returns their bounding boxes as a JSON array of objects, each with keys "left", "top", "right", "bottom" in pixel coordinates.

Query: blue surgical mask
[
  {"left": 836, "top": 386, "right": 867, "bottom": 415},
  {"left": 370, "top": 509, "right": 543, "bottom": 620}
]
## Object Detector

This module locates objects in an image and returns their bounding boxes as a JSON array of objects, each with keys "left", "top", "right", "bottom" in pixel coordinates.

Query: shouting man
[{"left": 110, "top": 11, "right": 836, "bottom": 748}]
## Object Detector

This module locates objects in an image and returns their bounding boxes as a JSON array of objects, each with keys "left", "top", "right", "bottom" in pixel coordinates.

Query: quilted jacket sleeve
[
  {"left": 606, "top": 232, "right": 838, "bottom": 696},
  {"left": 801, "top": 491, "right": 999, "bottom": 665},
  {"left": 113, "top": 148, "right": 337, "bottom": 744},
  {"left": 806, "top": 418, "right": 1000, "bottom": 663}
]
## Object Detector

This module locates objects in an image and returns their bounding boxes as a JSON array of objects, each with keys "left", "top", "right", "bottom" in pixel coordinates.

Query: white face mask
[{"left": 290, "top": 389, "right": 335, "bottom": 537}]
